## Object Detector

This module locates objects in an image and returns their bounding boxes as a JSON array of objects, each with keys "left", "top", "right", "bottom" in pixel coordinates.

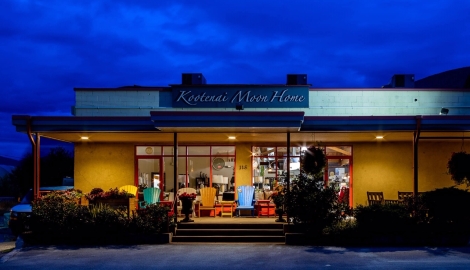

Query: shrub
[
  {"left": 420, "top": 187, "right": 470, "bottom": 235},
  {"left": 354, "top": 204, "right": 413, "bottom": 235},
  {"left": 31, "top": 191, "right": 88, "bottom": 235},
  {"left": 285, "top": 146, "right": 348, "bottom": 234},
  {"left": 131, "top": 204, "right": 172, "bottom": 234},
  {"left": 30, "top": 189, "right": 170, "bottom": 244}
]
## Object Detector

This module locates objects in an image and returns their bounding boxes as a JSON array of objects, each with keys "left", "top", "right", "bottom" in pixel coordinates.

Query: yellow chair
[
  {"left": 199, "top": 187, "right": 217, "bottom": 217},
  {"left": 119, "top": 185, "right": 138, "bottom": 196}
]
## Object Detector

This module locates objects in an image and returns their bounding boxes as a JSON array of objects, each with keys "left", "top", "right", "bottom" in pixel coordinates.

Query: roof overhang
[
  {"left": 150, "top": 111, "right": 305, "bottom": 132},
  {"left": 11, "top": 114, "right": 470, "bottom": 144},
  {"left": 301, "top": 115, "right": 470, "bottom": 132}
]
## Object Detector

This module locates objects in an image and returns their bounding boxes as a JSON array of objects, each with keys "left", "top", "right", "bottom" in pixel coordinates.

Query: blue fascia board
[
  {"left": 301, "top": 116, "right": 417, "bottom": 131},
  {"left": 150, "top": 111, "right": 304, "bottom": 128},
  {"left": 12, "top": 115, "right": 157, "bottom": 132}
]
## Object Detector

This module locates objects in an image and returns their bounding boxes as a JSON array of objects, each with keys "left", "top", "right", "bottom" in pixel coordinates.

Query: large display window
[
  {"left": 252, "top": 145, "right": 353, "bottom": 206},
  {"left": 135, "top": 145, "right": 235, "bottom": 198}
]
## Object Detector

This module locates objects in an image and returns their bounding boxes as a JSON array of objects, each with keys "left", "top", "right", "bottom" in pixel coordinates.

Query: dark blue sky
[{"left": 1, "top": 0, "right": 469, "bottom": 160}]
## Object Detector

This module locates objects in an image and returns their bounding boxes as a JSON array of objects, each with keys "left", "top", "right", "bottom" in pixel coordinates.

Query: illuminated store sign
[{"left": 172, "top": 86, "right": 309, "bottom": 108}]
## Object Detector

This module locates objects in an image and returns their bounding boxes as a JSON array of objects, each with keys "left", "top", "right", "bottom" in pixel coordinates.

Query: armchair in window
[
  {"left": 235, "top": 185, "right": 255, "bottom": 217},
  {"left": 138, "top": 187, "right": 161, "bottom": 208},
  {"left": 198, "top": 187, "right": 217, "bottom": 217}
]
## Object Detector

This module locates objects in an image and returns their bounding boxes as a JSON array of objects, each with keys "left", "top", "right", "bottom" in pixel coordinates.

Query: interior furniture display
[
  {"left": 138, "top": 187, "right": 161, "bottom": 208},
  {"left": 199, "top": 187, "right": 217, "bottom": 217},
  {"left": 212, "top": 174, "right": 228, "bottom": 195},
  {"left": 367, "top": 191, "right": 384, "bottom": 205},
  {"left": 236, "top": 185, "right": 255, "bottom": 217}
]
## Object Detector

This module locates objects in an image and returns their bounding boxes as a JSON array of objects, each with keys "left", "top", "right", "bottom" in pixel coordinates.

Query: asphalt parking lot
[{"left": 2, "top": 242, "right": 470, "bottom": 269}]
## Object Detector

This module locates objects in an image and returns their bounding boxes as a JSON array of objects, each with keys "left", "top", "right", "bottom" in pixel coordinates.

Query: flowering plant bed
[
  {"left": 178, "top": 192, "right": 196, "bottom": 200},
  {"left": 85, "top": 187, "right": 135, "bottom": 201}
]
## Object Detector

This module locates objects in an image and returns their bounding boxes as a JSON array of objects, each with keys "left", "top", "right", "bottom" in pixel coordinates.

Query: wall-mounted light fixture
[{"left": 440, "top": 108, "right": 449, "bottom": 115}]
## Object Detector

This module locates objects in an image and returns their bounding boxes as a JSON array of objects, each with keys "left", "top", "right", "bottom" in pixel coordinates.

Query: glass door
[
  {"left": 325, "top": 146, "right": 352, "bottom": 206},
  {"left": 137, "top": 158, "right": 163, "bottom": 190}
]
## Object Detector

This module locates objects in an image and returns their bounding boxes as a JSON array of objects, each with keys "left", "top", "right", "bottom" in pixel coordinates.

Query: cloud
[{"left": 1, "top": 0, "right": 470, "bottom": 159}]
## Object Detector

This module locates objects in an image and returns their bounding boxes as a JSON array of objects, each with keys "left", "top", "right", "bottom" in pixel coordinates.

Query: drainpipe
[
  {"left": 413, "top": 116, "right": 421, "bottom": 198},
  {"left": 27, "top": 117, "right": 40, "bottom": 199},
  {"left": 173, "top": 132, "right": 178, "bottom": 225}
]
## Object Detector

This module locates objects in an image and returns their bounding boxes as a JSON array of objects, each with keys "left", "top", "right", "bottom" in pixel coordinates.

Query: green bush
[
  {"left": 130, "top": 204, "right": 171, "bottom": 234},
  {"left": 354, "top": 203, "right": 413, "bottom": 235},
  {"left": 285, "top": 146, "right": 348, "bottom": 234},
  {"left": 30, "top": 190, "right": 170, "bottom": 244},
  {"left": 420, "top": 187, "right": 470, "bottom": 235}
]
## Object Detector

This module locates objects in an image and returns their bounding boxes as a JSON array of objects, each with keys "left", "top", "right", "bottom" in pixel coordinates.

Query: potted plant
[
  {"left": 178, "top": 192, "right": 196, "bottom": 222},
  {"left": 447, "top": 151, "right": 470, "bottom": 186}
]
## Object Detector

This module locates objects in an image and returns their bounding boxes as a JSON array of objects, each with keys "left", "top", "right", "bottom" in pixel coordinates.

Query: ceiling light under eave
[
  {"left": 228, "top": 136, "right": 236, "bottom": 140},
  {"left": 375, "top": 136, "right": 384, "bottom": 139},
  {"left": 80, "top": 136, "right": 89, "bottom": 140}
]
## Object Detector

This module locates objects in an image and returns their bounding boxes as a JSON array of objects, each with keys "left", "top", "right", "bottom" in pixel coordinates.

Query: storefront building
[{"left": 12, "top": 67, "right": 470, "bottom": 208}]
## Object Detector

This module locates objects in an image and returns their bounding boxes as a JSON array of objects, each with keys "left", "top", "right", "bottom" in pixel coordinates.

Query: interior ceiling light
[
  {"left": 80, "top": 136, "right": 89, "bottom": 140},
  {"left": 375, "top": 136, "right": 384, "bottom": 139}
]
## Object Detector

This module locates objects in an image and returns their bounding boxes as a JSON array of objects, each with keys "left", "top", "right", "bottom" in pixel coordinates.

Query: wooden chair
[
  {"left": 119, "top": 185, "right": 138, "bottom": 196},
  {"left": 198, "top": 187, "right": 216, "bottom": 217},
  {"left": 398, "top": 191, "right": 414, "bottom": 201},
  {"left": 138, "top": 187, "right": 161, "bottom": 208},
  {"left": 367, "top": 191, "right": 384, "bottom": 205},
  {"left": 236, "top": 185, "right": 255, "bottom": 217}
]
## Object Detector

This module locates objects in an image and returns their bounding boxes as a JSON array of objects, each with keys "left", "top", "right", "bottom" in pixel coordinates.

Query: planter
[{"left": 180, "top": 198, "right": 194, "bottom": 222}]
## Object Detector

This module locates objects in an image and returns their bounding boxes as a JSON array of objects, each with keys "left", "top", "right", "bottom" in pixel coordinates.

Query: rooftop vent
[
  {"left": 382, "top": 74, "right": 415, "bottom": 88},
  {"left": 182, "top": 73, "right": 206, "bottom": 85},
  {"left": 286, "top": 74, "right": 308, "bottom": 85}
]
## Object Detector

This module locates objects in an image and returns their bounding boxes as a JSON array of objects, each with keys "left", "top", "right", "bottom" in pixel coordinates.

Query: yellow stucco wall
[
  {"left": 353, "top": 142, "right": 413, "bottom": 206},
  {"left": 75, "top": 143, "right": 135, "bottom": 193},
  {"left": 418, "top": 141, "right": 465, "bottom": 190},
  {"left": 72, "top": 140, "right": 464, "bottom": 206},
  {"left": 352, "top": 141, "right": 465, "bottom": 207},
  {"left": 235, "top": 143, "right": 253, "bottom": 198}
]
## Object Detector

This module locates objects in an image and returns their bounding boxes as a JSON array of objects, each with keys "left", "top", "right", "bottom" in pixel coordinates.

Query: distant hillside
[{"left": 0, "top": 155, "right": 19, "bottom": 167}]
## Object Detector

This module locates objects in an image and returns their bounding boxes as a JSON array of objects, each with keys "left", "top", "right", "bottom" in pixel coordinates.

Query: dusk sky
[{"left": 1, "top": 0, "right": 469, "bottom": 160}]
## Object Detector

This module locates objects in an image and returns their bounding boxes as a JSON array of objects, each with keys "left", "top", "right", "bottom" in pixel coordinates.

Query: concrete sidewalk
[{"left": 0, "top": 227, "right": 17, "bottom": 253}]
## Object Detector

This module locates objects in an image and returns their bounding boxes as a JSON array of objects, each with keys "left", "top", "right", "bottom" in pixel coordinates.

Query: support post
[
  {"left": 413, "top": 116, "right": 421, "bottom": 197},
  {"left": 27, "top": 118, "right": 41, "bottom": 199},
  {"left": 173, "top": 132, "right": 178, "bottom": 225},
  {"left": 286, "top": 132, "right": 290, "bottom": 223}
]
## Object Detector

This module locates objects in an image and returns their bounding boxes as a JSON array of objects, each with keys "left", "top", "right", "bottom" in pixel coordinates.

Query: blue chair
[
  {"left": 235, "top": 185, "right": 255, "bottom": 217},
  {"left": 138, "top": 187, "right": 161, "bottom": 208}
]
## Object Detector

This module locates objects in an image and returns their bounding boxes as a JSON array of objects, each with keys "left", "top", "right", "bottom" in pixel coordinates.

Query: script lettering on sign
[{"left": 176, "top": 89, "right": 305, "bottom": 106}]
